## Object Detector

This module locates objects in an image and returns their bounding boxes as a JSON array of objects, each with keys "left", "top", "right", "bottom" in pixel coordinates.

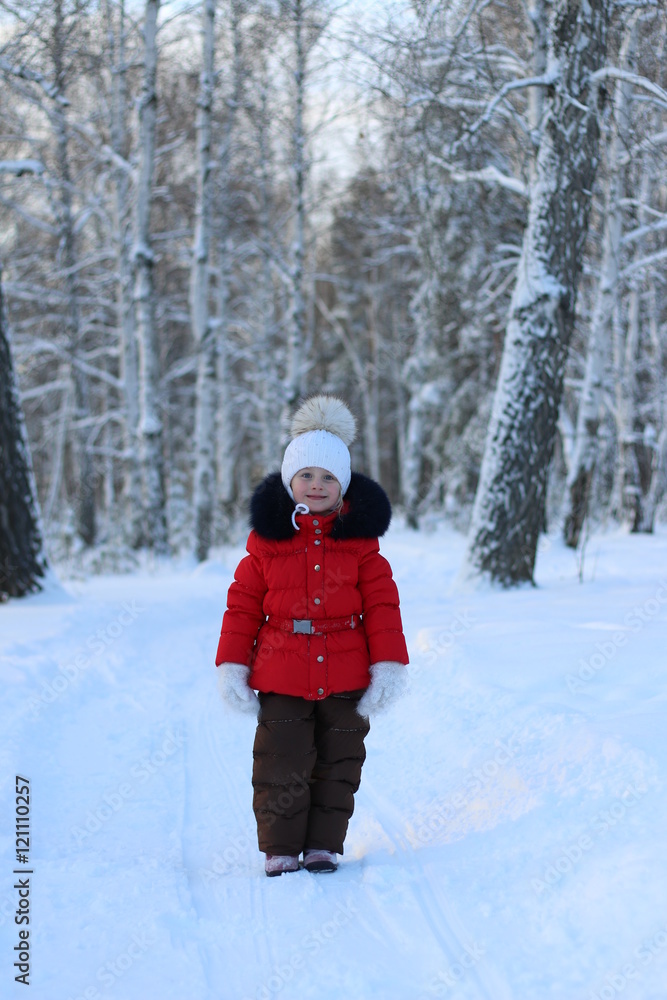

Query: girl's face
[{"left": 291, "top": 467, "right": 341, "bottom": 513}]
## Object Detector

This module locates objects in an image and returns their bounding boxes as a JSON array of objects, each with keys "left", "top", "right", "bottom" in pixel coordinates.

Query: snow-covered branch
[
  {"left": 24, "top": 339, "right": 123, "bottom": 390},
  {"left": 0, "top": 57, "right": 68, "bottom": 105},
  {"left": 460, "top": 69, "right": 559, "bottom": 143},
  {"left": 0, "top": 160, "right": 45, "bottom": 176},
  {"left": 427, "top": 155, "right": 529, "bottom": 198},
  {"left": 590, "top": 67, "right": 667, "bottom": 109}
]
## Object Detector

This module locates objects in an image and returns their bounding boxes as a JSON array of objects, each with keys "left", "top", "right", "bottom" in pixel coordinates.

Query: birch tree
[
  {"left": 0, "top": 266, "right": 48, "bottom": 599},
  {"left": 0, "top": 0, "right": 101, "bottom": 546},
  {"left": 282, "top": 0, "right": 308, "bottom": 423},
  {"left": 191, "top": 0, "right": 217, "bottom": 562},
  {"left": 106, "top": 0, "right": 142, "bottom": 545},
  {"left": 561, "top": 20, "right": 638, "bottom": 548},
  {"left": 213, "top": 0, "right": 245, "bottom": 538},
  {"left": 463, "top": 0, "right": 613, "bottom": 586},
  {"left": 251, "top": 51, "right": 284, "bottom": 475},
  {"left": 377, "top": 0, "right": 531, "bottom": 526},
  {"left": 133, "top": 0, "right": 168, "bottom": 554},
  {"left": 278, "top": 0, "right": 330, "bottom": 434}
]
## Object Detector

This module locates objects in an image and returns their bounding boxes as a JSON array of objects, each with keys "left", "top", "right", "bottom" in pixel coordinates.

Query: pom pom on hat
[
  {"left": 290, "top": 395, "right": 356, "bottom": 446},
  {"left": 282, "top": 396, "right": 356, "bottom": 501}
]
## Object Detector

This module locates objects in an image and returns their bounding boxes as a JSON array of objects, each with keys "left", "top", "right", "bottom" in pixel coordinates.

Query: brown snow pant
[{"left": 252, "top": 690, "right": 370, "bottom": 856}]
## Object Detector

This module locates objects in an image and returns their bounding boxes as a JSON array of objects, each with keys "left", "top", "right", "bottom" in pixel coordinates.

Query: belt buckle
[{"left": 293, "top": 619, "right": 313, "bottom": 634}]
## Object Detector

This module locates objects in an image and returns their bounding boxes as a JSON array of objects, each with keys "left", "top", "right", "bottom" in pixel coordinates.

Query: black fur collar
[{"left": 249, "top": 471, "right": 392, "bottom": 541}]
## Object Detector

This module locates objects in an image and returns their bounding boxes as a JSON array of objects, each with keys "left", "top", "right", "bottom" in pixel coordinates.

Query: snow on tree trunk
[
  {"left": 639, "top": 429, "right": 667, "bottom": 534},
  {"left": 638, "top": 275, "right": 667, "bottom": 532},
  {"left": 0, "top": 267, "right": 48, "bottom": 599},
  {"left": 612, "top": 233, "right": 643, "bottom": 529},
  {"left": 401, "top": 269, "right": 445, "bottom": 529},
  {"left": 215, "top": 246, "right": 234, "bottom": 512},
  {"left": 108, "top": 0, "right": 142, "bottom": 545},
  {"left": 612, "top": 113, "right": 663, "bottom": 532},
  {"left": 528, "top": 0, "right": 549, "bottom": 157},
  {"left": 52, "top": 4, "right": 95, "bottom": 547},
  {"left": 402, "top": 390, "right": 427, "bottom": 530},
  {"left": 562, "top": 22, "right": 637, "bottom": 549},
  {"left": 191, "top": 0, "right": 217, "bottom": 562},
  {"left": 363, "top": 280, "right": 381, "bottom": 482},
  {"left": 133, "top": 0, "right": 168, "bottom": 554},
  {"left": 463, "top": 0, "right": 612, "bottom": 586},
  {"left": 214, "top": 0, "right": 243, "bottom": 534},
  {"left": 282, "top": 0, "right": 308, "bottom": 437},
  {"left": 254, "top": 64, "right": 283, "bottom": 478}
]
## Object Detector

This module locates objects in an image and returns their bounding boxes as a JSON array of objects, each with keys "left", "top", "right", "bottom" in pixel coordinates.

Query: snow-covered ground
[{"left": 2, "top": 523, "right": 667, "bottom": 1000}]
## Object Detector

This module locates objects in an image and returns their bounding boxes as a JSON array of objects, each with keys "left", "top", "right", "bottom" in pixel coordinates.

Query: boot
[
  {"left": 304, "top": 849, "right": 337, "bottom": 873},
  {"left": 264, "top": 854, "right": 300, "bottom": 877}
]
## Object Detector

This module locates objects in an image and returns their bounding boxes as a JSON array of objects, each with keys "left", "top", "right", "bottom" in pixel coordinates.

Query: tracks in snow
[{"left": 362, "top": 779, "right": 513, "bottom": 1000}]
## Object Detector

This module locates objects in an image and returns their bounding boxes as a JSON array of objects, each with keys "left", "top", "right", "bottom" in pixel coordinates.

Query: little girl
[{"left": 216, "top": 396, "right": 409, "bottom": 876}]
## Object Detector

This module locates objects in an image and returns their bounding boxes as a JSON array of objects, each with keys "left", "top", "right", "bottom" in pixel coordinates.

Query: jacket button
[
  {"left": 317, "top": 687, "right": 324, "bottom": 695},
  {"left": 314, "top": 597, "right": 321, "bottom": 605},
  {"left": 314, "top": 539, "right": 321, "bottom": 545},
  {"left": 317, "top": 655, "right": 324, "bottom": 662},
  {"left": 312, "top": 519, "right": 319, "bottom": 526},
  {"left": 315, "top": 528, "right": 322, "bottom": 534},
  {"left": 314, "top": 564, "right": 320, "bottom": 571}
]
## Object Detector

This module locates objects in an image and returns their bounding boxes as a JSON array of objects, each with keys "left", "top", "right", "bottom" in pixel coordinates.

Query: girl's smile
[{"left": 291, "top": 467, "right": 341, "bottom": 513}]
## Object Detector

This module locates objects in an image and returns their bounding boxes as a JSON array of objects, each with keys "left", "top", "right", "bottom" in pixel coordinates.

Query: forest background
[{"left": 1, "top": 0, "right": 666, "bottom": 590}]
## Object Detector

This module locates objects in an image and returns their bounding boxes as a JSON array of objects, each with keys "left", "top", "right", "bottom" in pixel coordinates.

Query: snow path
[{"left": 2, "top": 525, "right": 667, "bottom": 999}]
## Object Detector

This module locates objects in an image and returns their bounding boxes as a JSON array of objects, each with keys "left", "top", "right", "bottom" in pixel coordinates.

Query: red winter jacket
[{"left": 216, "top": 472, "right": 409, "bottom": 700}]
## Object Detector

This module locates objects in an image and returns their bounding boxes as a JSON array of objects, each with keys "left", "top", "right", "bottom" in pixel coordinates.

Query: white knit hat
[{"left": 281, "top": 396, "right": 356, "bottom": 500}]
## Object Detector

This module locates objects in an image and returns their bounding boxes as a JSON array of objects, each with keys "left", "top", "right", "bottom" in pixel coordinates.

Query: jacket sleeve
[
  {"left": 215, "top": 532, "right": 268, "bottom": 667},
  {"left": 357, "top": 540, "right": 409, "bottom": 666}
]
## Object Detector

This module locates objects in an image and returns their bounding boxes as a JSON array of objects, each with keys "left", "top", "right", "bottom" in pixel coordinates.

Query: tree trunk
[
  {"left": 527, "top": 0, "right": 549, "bottom": 158},
  {"left": 107, "top": 0, "right": 142, "bottom": 545},
  {"left": 214, "top": 0, "right": 244, "bottom": 538},
  {"left": 133, "top": 0, "right": 168, "bottom": 554},
  {"left": 463, "top": 0, "right": 612, "bottom": 586},
  {"left": 0, "top": 267, "right": 48, "bottom": 599},
  {"left": 638, "top": 276, "right": 667, "bottom": 531},
  {"left": 282, "top": 0, "right": 308, "bottom": 439},
  {"left": 401, "top": 270, "right": 444, "bottom": 529},
  {"left": 52, "top": 0, "right": 95, "bottom": 546},
  {"left": 191, "top": 0, "right": 217, "bottom": 562},
  {"left": 363, "top": 273, "right": 381, "bottom": 482},
  {"left": 562, "top": 22, "right": 636, "bottom": 548},
  {"left": 252, "top": 57, "right": 283, "bottom": 478},
  {"left": 614, "top": 252, "right": 643, "bottom": 529}
]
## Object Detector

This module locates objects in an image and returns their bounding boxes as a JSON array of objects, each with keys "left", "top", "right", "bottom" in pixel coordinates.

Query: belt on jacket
[{"left": 265, "top": 614, "right": 361, "bottom": 635}]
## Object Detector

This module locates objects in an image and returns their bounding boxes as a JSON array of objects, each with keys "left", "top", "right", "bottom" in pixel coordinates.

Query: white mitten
[
  {"left": 357, "top": 661, "right": 407, "bottom": 717},
  {"left": 217, "top": 663, "right": 260, "bottom": 715}
]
